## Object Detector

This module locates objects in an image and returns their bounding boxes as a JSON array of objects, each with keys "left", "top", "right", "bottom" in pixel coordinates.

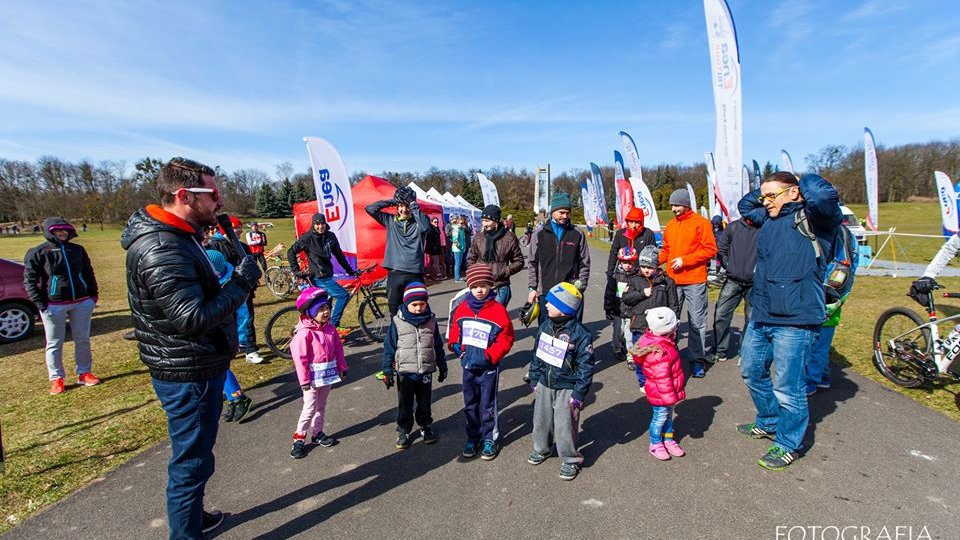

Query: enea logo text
[
  {"left": 940, "top": 186, "right": 953, "bottom": 216},
  {"left": 317, "top": 168, "right": 350, "bottom": 231}
]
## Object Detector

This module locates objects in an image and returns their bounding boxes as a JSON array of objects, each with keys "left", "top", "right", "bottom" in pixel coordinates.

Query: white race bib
[
  {"left": 461, "top": 320, "right": 493, "bottom": 349},
  {"left": 616, "top": 282, "right": 627, "bottom": 298},
  {"left": 535, "top": 333, "right": 568, "bottom": 368},
  {"left": 310, "top": 361, "right": 341, "bottom": 387}
]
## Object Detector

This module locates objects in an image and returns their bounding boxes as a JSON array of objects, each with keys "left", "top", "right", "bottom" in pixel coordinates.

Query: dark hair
[
  {"left": 158, "top": 157, "right": 216, "bottom": 206},
  {"left": 763, "top": 171, "right": 800, "bottom": 186}
]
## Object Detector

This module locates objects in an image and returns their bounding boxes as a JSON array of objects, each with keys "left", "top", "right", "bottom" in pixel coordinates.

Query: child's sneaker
[
  {"left": 78, "top": 372, "right": 100, "bottom": 386},
  {"left": 663, "top": 439, "right": 685, "bottom": 457},
  {"left": 462, "top": 441, "right": 479, "bottom": 458},
  {"left": 395, "top": 432, "right": 412, "bottom": 450},
  {"left": 690, "top": 361, "right": 706, "bottom": 378},
  {"left": 49, "top": 378, "right": 66, "bottom": 395},
  {"left": 736, "top": 422, "right": 775, "bottom": 440},
  {"left": 758, "top": 446, "right": 799, "bottom": 471},
  {"left": 290, "top": 439, "right": 306, "bottom": 459},
  {"left": 649, "top": 443, "right": 671, "bottom": 460},
  {"left": 245, "top": 351, "right": 265, "bottom": 364},
  {"left": 335, "top": 326, "right": 352, "bottom": 339},
  {"left": 222, "top": 401, "right": 237, "bottom": 422},
  {"left": 626, "top": 359, "right": 635, "bottom": 370},
  {"left": 233, "top": 396, "right": 253, "bottom": 422},
  {"left": 558, "top": 463, "right": 580, "bottom": 481},
  {"left": 420, "top": 426, "right": 438, "bottom": 444},
  {"left": 312, "top": 431, "right": 337, "bottom": 447},
  {"left": 480, "top": 439, "right": 500, "bottom": 461},
  {"left": 527, "top": 451, "right": 550, "bottom": 465}
]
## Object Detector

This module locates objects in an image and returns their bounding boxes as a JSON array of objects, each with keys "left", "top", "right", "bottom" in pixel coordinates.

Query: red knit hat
[
  {"left": 466, "top": 263, "right": 494, "bottom": 288},
  {"left": 625, "top": 207, "right": 644, "bottom": 225}
]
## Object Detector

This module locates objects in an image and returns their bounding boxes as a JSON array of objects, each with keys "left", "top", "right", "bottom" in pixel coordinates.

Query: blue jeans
[
  {"left": 650, "top": 405, "right": 675, "bottom": 445},
  {"left": 494, "top": 285, "right": 512, "bottom": 307},
  {"left": 152, "top": 373, "right": 226, "bottom": 540},
  {"left": 806, "top": 325, "right": 836, "bottom": 391},
  {"left": 632, "top": 331, "right": 646, "bottom": 386},
  {"left": 453, "top": 251, "right": 464, "bottom": 281},
  {"left": 312, "top": 276, "right": 350, "bottom": 328},
  {"left": 739, "top": 321, "right": 817, "bottom": 453}
]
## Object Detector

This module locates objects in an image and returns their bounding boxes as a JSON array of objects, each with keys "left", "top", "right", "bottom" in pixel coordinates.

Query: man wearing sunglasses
[
  {"left": 121, "top": 157, "right": 262, "bottom": 538},
  {"left": 734, "top": 171, "right": 842, "bottom": 471}
]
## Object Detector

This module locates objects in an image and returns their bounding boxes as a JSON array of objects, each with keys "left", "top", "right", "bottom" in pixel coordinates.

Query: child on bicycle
[
  {"left": 289, "top": 287, "right": 348, "bottom": 459},
  {"left": 632, "top": 306, "right": 686, "bottom": 461},
  {"left": 380, "top": 282, "right": 448, "bottom": 449}
]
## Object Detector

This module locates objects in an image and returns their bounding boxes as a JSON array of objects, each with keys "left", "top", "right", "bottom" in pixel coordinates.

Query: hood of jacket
[
  {"left": 42, "top": 217, "right": 77, "bottom": 243},
  {"left": 121, "top": 205, "right": 199, "bottom": 251}
]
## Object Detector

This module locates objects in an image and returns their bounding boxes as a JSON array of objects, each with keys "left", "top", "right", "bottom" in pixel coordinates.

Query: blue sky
[{"left": 1, "top": 0, "right": 958, "bottom": 180}]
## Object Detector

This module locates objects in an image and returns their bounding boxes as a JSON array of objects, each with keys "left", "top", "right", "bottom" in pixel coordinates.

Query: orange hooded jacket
[{"left": 658, "top": 210, "right": 717, "bottom": 285}]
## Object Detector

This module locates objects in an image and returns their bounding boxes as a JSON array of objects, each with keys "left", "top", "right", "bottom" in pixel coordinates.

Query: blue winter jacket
[
  {"left": 527, "top": 316, "right": 596, "bottom": 401},
  {"left": 737, "top": 174, "right": 842, "bottom": 326}
]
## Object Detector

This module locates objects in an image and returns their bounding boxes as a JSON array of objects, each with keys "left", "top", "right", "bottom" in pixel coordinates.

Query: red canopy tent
[{"left": 292, "top": 175, "right": 444, "bottom": 284}]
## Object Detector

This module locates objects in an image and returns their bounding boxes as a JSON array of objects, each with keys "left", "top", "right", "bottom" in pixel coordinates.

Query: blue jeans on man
[
  {"left": 494, "top": 285, "right": 512, "bottom": 307},
  {"left": 739, "top": 321, "right": 817, "bottom": 453},
  {"left": 152, "top": 373, "right": 226, "bottom": 540},
  {"left": 312, "top": 276, "right": 350, "bottom": 328},
  {"left": 805, "top": 325, "right": 836, "bottom": 394}
]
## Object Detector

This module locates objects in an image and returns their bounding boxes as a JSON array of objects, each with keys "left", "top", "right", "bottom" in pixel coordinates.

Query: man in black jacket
[
  {"left": 527, "top": 192, "right": 591, "bottom": 322},
  {"left": 712, "top": 216, "right": 760, "bottom": 363},
  {"left": 120, "top": 157, "right": 261, "bottom": 539},
  {"left": 286, "top": 213, "right": 356, "bottom": 335}
]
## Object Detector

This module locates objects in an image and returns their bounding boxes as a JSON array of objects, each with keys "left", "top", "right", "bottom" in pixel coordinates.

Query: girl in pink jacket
[
  {"left": 289, "top": 287, "right": 348, "bottom": 459},
  {"left": 632, "top": 306, "right": 686, "bottom": 461}
]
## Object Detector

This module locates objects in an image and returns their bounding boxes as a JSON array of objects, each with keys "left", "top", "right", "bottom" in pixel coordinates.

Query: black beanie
[
  {"left": 481, "top": 205, "right": 502, "bottom": 221},
  {"left": 312, "top": 213, "right": 326, "bottom": 225}
]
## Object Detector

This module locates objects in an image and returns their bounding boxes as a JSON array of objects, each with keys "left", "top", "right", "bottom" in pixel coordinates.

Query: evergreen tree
[
  {"left": 275, "top": 179, "right": 294, "bottom": 217},
  {"left": 291, "top": 178, "right": 310, "bottom": 204},
  {"left": 255, "top": 183, "right": 277, "bottom": 218}
]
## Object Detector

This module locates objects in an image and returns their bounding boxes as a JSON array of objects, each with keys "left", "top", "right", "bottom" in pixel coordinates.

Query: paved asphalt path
[{"left": 8, "top": 243, "right": 960, "bottom": 540}]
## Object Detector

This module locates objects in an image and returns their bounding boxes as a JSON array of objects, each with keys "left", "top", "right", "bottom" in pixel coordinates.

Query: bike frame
[{"left": 886, "top": 293, "right": 960, "bottom": 375}]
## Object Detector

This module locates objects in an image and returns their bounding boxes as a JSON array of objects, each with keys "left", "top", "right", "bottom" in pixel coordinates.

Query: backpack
[{"left": 794, "top": 210, "right": 858, "bottom": 303}]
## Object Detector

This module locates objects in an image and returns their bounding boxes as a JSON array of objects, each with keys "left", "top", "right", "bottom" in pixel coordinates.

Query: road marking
[
  {"left": 581, "top": 499, "right": 604, "bottom": 508},
  {"left": 909, "top": 450, "right": 936, "bottom": 461}
]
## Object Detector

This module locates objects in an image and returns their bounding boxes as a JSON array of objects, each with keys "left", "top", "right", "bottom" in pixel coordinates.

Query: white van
[{"left": 840, "top": 206, "right": 867, "bottom": 244}]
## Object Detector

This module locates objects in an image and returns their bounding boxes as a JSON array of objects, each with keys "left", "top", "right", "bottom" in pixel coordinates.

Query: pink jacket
[
  {"left": 290, "top": 317, "right": 347, "bottom": 387},
  {"left": 633, "top": 331, "right": 686, "bottom": 406}
]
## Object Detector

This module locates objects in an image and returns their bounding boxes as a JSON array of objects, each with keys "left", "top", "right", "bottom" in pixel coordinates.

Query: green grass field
[{"left": 0, "top": 202, "right": 958, "bottom": 531}]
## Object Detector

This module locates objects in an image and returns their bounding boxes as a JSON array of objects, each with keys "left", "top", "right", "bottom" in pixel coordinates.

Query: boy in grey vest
[{"left": 381, "top": 282, "right": 448, "bottom": 449}]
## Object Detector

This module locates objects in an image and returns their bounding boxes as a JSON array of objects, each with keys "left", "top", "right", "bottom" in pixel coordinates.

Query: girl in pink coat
[
  {"left": 631, "top": 306, "right": 686, "bottom": 461},
  {"left": 289, "top": 287, "right": 348, "bottom": 459}
]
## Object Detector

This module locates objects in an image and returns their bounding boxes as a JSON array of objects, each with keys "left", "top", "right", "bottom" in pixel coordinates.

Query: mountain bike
[
  {"left": 264, "top": 265, "right": 389, "bottom": 359},
  {"left": 264, "top": 252, "right": 297, "bottom": 299},
  {"left": 873, "top": 285, "right": 960, "bottom": 387}
]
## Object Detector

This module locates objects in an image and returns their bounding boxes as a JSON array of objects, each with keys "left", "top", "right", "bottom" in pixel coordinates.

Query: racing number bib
[
  {"left": 310, "top": 361, "right": 341, "bottom": 387},
  {"left": 462, "top": 320, "right": 493, "bottom": 349},
  {"left": 535, "top": 333, "right": 568, "bottom": 368}
]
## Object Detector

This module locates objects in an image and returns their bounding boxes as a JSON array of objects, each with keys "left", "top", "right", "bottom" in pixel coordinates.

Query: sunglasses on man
[{"left": 173, "top": 187, "right": 221, "bottom": 202}]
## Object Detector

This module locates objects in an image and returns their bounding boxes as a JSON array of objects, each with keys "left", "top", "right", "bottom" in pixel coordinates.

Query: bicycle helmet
[
  {"left": 617, "top": 246, "right": 639, "bottom": 262},
  {"left": 519, "top": 301, "right": 540, "bottom": 327},
  {"left": 296, "top": 287, "right": 331, "bottom": 315}
]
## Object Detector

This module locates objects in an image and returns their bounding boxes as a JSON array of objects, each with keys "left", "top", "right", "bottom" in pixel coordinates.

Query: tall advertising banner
[
  {"left": 589, "top": 162, "right": 609, "bottom": 228},
  {"left": 303, "top": 137, "right": 356, "bottom": 275},
  {"left": 476, "top": 172, "right": 500, "bottom": 207},
  {"left": 704, "top": 0, "right": 742, "bottom": 220},
  {"left": 534, "top": 166, "right": 550, "bottom": 214},
  {"left": 704, "top": 152, "right": 727, "bottom": 219},
  {"left": 629, "top": 177, "right": 661, "bottom": 232},
  {"left": 686, "top": 182, "right": 698, "bottom": 214},
  {"left": 935, "top": 171, "right": 958, "bottom": 238},
  {"left": 619, "top": 131, "right": 643, "bottom": 180},
  {"left": 614, "top": 150, "right": 633, "bottom": 228},
  {"left": 781, "top": 149, "right": 795, "bottom": 174},
  {"left": 581, "top": 181, "right": 595, "bottom": 229},
  {"left": 752, "top": 159, "right": 762, "bottom": 190},
  {"left": 864, "top": 128, "right": 879, "bottom": 231},
  {"left": 741, "top": 165, "right": 751, "bottom": 198}
]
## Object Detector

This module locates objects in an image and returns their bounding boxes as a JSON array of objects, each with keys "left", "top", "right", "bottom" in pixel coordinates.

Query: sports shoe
[
  {"left": 462, "top": 441, "right": 479, "bottom": 458},
  {"left": 522, "top": 371, "right": 531, "bottom": 384},
  {"left": 626, "top": 359, "right": 635, "bottom": 371},
  {"left": 50, "top": 378, "right": 66, "bottom": 395},
  {"left": 480, "top": 439, "right": 500, "bottom": 461},
  {"left": 690, "top": 362, "right": 706, "bottom": 378},
  {"left": 312, "top": 431, "right": 338, "bottom": 447},
  {"left": 335, "top": 326, "right": 352, "bottom": 339},
  {"left": 649, "top": 443, "right": 671, "bottom": 461},
  {"left": 805, "top": 383, "right": 818, "bottom": 397},
  {"left": 663, "top": 439, "right": 685, "bottom": 457},
  {"left": 78, "top": 372, "right": 101, "bottom": 386},
  {"left": 396, "top": 432, "right": 412, "bottom": 450},
  {"left": 736, "top": 422, "right": 775, "bottom": 440},
  {"left": 637, "top": 385, "right": 646, "bottom": 398},
  {"left": 558, "top": 463, "right": 580, "bottom": 481},
  {"left": 232, "top": 396, "right": 253, "bottom": 422},
  {"left": 527, "top": 451, "right": 549, "bottom": 465},
  {"left": 245, "top": 351, "right": 265, "bottom": 364},
  {"left": 201, "top": 510, "right": 224, "bottom": 534},
  {"left": 705, "top": 354, "right": 718, "bottom": 365},
  {"left": 222, "top": 400, "right": 238, "bottom": 422},
  {"left": 290, "top": 439, "right": 306, "bottom": 459},
  {"left": 420, "top": 426, "right": 438, "bottom": 444},
  {"left": 758, "top": 446, "right": 799, "bottom": 471}
]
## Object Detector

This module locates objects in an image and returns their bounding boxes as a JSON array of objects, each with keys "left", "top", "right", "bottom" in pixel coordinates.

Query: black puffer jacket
[
  {"left": 621, "top": 269, "right": 679, "bottom": 333},
  {"left": 23, "top": 217, "right": 98, "bottom": 311},
  {"left": 120, "top": 205, "right": 253, "bottom": 382}
]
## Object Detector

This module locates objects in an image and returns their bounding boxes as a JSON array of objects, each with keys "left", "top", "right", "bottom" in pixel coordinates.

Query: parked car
[
  {"left": 840, "top": 205, "right": 867, "bottom": 245},
  {"left": 0, "top": 258, "right": 39, "bottom": 343}
]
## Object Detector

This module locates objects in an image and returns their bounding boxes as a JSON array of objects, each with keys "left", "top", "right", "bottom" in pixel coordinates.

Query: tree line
[{"left": 0, "top": 139, "right": 956, "bottom": 226}]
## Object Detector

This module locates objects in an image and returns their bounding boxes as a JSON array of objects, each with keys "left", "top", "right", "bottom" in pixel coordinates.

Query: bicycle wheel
[
  {"left": 266, "top": 267, "right": 295, "bottom": 299},
  {"left": 359, "top": 292, "right": 391, "bottom": 343},
  {"left": 265, "top": 305, "right": 300, "bottom": 359},
  {"left": 873, "top": 307, "right": 930, "bottom": 388},
  {"left": 519, "top": 235, "right": 529, "bottom": 247}
]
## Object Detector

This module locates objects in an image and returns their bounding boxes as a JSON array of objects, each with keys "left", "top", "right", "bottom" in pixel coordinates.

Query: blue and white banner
[
  {"left": 780, "top": 149, "right": 795, "bottom": 174},
  {"left": 704, "top": 152, "right": 723, "bottom": 219},
  {"left": 864, "top": 128, "right": 879, "bottom": 232},
  {"left": 303, "top": 137, "right": 356, "bottom": 275},
  {"left": 476, "top": 172, "right": 500, "bottom": 207},
  {"left": 752, "top": 159, "right": 762, "bottom": 191},
  {"left": 935, "top": 171, "right": 958, "bottom": 238},
  {"left": 581, "top": 181, "right": 595, "bottom": 229},
  {"left": 686, "top": 182, "right": 697, "bottom": 214},
  {"left": 629, "top": 176, "right": 661, "bottom": 232},
  {"left": 589, "top": 162, "right": 609, "bottom": 227},
  {"left": 619, "top": 131, "right": 643, "bottom": 181}
]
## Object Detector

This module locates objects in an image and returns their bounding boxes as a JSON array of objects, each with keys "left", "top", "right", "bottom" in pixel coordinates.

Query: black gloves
[
  {"left": 382, "top": 373, "right": 395, "bottom": 389},
  {"left": 437, "top": 368, "right": 448, "bottom": 383},
  {"left": 234, "top": 255, "right": 263, "bottom": 290},
  {"left": 912, "top": 277, "right": 940, "bottom": 294},
  {"left": 605, "top": 311, "right": 614, "bottom": 321},
  {"left": 394, "top": 186, "right": 416, "bottom": 205}
]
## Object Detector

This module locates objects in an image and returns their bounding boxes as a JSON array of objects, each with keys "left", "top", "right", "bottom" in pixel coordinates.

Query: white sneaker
[{"left": 245, "top": 352, "right": 265, "bottom": 364}]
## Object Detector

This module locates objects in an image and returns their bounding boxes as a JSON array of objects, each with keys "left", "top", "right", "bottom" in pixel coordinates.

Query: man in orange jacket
[{"left": 659, "top": 189, "right": 717, "bottom": 378}]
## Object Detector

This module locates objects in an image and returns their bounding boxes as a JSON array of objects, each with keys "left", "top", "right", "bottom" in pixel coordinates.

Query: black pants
[
  {"left": 397, "top": 374, "right": 433, "bottom": 433},
  {"left": 252, "top": 253, "right": 267, "bottom": 272},
  {"left": 387, "top": 270, "right": 424, "bottom": 316}
]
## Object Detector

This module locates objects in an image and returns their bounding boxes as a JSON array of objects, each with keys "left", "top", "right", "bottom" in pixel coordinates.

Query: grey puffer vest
[{"left": 394, "top": 313, "right": 438, "bottom": 374}]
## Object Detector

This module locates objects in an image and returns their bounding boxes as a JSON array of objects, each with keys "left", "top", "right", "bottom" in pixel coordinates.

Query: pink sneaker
[
  {"left": 649, "top": 443, "right": 670, "bottom": 461},
  {"left": 663, "top": 439, "right": 685, "bottom": 457}
]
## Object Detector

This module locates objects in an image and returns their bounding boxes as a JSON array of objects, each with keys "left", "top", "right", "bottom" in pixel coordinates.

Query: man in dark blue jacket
[
  {"left": 734, "top": 172, "right": 842, "bottom": 471},
  {"left": 711, "top": 216, "right": 760, "bottom": 363}
]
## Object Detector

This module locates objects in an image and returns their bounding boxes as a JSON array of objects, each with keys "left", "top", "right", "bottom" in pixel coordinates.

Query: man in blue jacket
[{"left": 734, "top": 172, "right": 842, "bottom": 471}]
